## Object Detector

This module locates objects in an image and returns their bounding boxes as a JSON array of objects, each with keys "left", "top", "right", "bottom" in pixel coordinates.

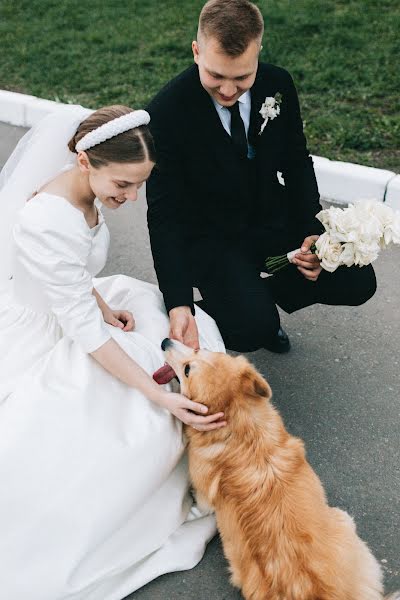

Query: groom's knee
[
  {"left": 346, "top": 264, "right": 377, "bottom": 306},
  {"left": 318, "top": 263, "right": 377, "bottom": 307},
  {"left": 219, "top": 310, "right": 280, "bottom": 353}
]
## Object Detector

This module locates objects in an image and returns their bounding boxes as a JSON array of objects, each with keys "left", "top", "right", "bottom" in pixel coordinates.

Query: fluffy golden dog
[{"left": 162, "top": 339, "right": 398, "bottom": 600}]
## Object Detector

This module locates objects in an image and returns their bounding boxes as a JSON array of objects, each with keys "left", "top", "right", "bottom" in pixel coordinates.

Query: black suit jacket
[{"left": 146, "top": 63, "right": 323, "bottom": 313}]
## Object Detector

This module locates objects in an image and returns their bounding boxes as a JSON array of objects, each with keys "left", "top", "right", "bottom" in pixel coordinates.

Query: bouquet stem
[{"left": 265, "top": 243, "right": 317, "bottom": 274}]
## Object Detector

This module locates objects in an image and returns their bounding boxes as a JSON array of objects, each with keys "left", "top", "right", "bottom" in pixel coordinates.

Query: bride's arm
[
  {"left": 91, "top": 338, "right": 168, "bottom": 405},
  {"left": 92, "top": 287, "right": 135, "bottom": 331},
  {"left": 91, "top": 338, "right": 226, "bottom": 430},
  {"left": 92, "top": 287, "right": 110, "bottom": 315}
]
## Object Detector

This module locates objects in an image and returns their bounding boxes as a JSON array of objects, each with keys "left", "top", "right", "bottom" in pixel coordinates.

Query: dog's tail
[{"left": 385, "top": 592, "right": 400, "bottom": 599}]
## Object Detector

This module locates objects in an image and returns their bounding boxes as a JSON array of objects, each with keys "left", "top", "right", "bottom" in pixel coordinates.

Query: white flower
[
  {"left": 354, "top": 199, "right": 400, "bottom": 247},
  {"left": 259, "top": 93, "right": 282, "bottom": 135},
  {"left": 314, "top": 232, "right": 331, "bottom": 257},
  {"left": 383, "top": 212, "right": 400, "bottom": 246},
  {"left": 315, "top": 233, "right": 343, "bottom": 272},
  {"left": 333, "top": 205, "right": 361, "bottom": 243},
  {"left": 340, "top": 242, "right": 356, "bottom": 267},
  {"left": 352, "top": 201, "right": 384, "bottom": 243},
  {"left": 317, "top": 202, "right": 384, "bottom": 246},
  {"left": 353, "top": 240, "right": 380, "bottom": 266},
  {"left": 316, "top": 206, "right": 345, "bottom": 238}
]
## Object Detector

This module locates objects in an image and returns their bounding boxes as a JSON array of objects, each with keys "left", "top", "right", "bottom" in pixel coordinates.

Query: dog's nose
[{"left": 161, "top": 338, "right": 171, "bottom": 351}]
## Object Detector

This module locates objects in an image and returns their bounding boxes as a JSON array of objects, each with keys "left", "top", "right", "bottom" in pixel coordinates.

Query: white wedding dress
[{"left": 0, "top": 191, "right": 224, "bottom": 600}]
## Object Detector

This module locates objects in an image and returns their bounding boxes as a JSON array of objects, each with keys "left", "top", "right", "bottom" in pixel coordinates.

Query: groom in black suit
[{"left": 146, "top": 0, "right": 376, "bottom": 353}]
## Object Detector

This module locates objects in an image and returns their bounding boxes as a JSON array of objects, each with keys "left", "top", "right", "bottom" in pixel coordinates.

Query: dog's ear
[{"left": 241, "top": 367, "right": 272, "bottom": 400}]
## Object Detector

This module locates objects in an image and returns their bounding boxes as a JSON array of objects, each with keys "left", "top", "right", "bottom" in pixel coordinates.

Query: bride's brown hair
[{"left": 68, "top": 105, "right": 156, "bottom": 168}]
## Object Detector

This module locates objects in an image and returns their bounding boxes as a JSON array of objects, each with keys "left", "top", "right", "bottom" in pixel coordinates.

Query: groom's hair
[
  {"left": 198, "top": 0, "right": 264, "bottom": 56},
  {"left": 68, "top": 105, "right": 156, "bottom": 168}
]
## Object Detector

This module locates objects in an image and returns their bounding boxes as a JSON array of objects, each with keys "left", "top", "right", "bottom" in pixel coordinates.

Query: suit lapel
[
  {"left": 249, "top": 63, "right": 285, "bottom": 168},
  {"left": 249, "top": 64, "right": 266, "bottom": 145}
]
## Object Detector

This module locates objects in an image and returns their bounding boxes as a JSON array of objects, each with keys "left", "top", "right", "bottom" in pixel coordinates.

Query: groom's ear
[{"left": 192, "top": 40, "right": 200, "bottom": 64}]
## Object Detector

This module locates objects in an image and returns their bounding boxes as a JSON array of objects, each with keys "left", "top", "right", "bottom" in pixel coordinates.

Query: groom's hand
[
  {"left": 169, "top": 306, "right": 200, "bottom": 350},
  {"left": 293, "top": 235, "right": 322, "bottom": 282}
]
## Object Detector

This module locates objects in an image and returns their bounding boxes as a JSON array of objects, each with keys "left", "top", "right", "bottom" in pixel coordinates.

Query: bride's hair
[{"left": 68, "top": 105, "right": 156, "bottom": 167}]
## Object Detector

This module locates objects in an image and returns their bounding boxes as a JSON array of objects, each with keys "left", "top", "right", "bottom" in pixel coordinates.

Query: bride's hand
[
  {"left": 103, "top": 308, "right": 135, "bottom": 332},
  {"left": 157, "top": 391, "right": 227, "bottom": 431}
]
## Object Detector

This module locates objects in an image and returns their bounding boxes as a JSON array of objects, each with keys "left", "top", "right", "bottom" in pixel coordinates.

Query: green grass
[{"left": 0, "top": 0, "right": 399, "bottom": 170}]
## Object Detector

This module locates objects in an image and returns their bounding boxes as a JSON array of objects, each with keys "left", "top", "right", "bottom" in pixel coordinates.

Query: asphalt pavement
[{"left": 1, "top": 122, "right": 399, "bottom": 598}]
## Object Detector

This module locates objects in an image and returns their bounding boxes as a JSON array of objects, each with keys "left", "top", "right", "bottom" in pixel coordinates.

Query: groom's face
[{"left": 193, "top": 36, "right": 260, "bottom": 106}]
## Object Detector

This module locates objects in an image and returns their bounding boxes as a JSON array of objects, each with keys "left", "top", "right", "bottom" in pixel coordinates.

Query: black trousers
[{"left": 191, "top": 239, "right": 377, "bottom": 352}]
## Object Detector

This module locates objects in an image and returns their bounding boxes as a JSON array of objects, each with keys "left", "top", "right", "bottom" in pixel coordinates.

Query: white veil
[{"left": 0, "top": 103, "right": 93, "bottom": 285}]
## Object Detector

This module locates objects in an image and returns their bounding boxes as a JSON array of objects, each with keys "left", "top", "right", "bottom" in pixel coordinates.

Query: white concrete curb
[
  {"left": 1, "top": 89, "right": 399, "bottom": 211},
  {"left": 312, "top": 156, "right": 398, "bottom": 210},
  {"left": 0, "top": 90, "right": 65, "bottom": 128},
  {"left": 384, "top": 175, "right": 400, "bottom": 210}
]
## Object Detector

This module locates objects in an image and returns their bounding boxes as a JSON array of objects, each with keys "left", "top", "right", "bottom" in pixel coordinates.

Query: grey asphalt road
[{"left": 1, "top": 122, "right": 399, "bottom": 598}]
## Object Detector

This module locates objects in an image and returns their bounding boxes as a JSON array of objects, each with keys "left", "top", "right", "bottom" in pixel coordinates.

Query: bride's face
[{"left": 87, "top": 159, "right": 155, "bottom": 209}]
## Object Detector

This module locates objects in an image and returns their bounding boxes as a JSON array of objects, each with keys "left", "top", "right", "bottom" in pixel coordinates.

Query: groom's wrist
[
  {"left": 169, "top": 306, "right": 192, "bottom": 318},
  {"left": 164, "top": 290, "right": 195, "bottom": 317}
]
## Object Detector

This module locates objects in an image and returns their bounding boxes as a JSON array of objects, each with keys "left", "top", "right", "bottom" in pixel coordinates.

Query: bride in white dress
[{"left": 0, "top": 104, "right": 226, "bottom": 600}]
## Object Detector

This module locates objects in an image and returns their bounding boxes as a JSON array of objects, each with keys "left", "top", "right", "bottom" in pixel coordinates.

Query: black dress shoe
[{"left": 264, "top": 327, "right": 291, "bottom": 354}]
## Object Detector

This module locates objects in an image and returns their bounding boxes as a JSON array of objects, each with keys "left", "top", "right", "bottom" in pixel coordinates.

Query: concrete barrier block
[
  {"left": 312, "top": 155, "right": 331, "bottom": 168},
  {"left": 0, "top": 90, "right": 28, "bottom": 126},
  {"left": 385, "top": 175, "right": 400, "bottom": 212},
  {"left": 312, "top": 154, "right": 395, "bottom": 205},
  {"left": 0, "top": 91, "right": 62, "bottom": 127},
  {"left": 24, "top": 97, "right": 60, "bottom": 126}
]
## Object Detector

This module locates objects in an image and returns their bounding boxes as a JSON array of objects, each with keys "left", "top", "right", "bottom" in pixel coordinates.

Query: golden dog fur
[{"left": 163, "top": 340, "right": 399, "bottom": 600}]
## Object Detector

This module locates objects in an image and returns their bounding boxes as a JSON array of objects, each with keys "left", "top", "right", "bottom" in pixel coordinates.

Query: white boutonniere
[{"left": 259, "top": 92, "right": 282, "bottom": 135}]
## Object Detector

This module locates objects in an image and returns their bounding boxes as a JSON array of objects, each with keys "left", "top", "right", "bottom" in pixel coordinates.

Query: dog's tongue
[{"left": 153, "top": 363, "right": 177, "bottom": 385}]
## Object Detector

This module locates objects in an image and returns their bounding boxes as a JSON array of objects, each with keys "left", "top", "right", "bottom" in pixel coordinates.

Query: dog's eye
[{"left": 184, "top": 364, "right": 191, "bottom": 377}]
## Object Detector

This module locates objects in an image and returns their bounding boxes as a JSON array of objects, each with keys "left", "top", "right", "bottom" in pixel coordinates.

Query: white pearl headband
[{"left": 75, "top": 109, "right": 151, "bottom": 152}]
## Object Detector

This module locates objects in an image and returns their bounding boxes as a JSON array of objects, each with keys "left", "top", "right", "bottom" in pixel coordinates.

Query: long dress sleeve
[{"left": 13, "top": 195, "right": 111, "bottom": 353}]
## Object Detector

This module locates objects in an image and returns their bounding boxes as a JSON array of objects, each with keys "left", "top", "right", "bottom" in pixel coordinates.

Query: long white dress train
[{"left": 0, "top": 192, "right": 225, "bottom": 600}]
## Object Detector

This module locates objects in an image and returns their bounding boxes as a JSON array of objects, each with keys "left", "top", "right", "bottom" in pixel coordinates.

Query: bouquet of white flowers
[{"left": 265, "top": 200, "right": 400, "bottom": 274}]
